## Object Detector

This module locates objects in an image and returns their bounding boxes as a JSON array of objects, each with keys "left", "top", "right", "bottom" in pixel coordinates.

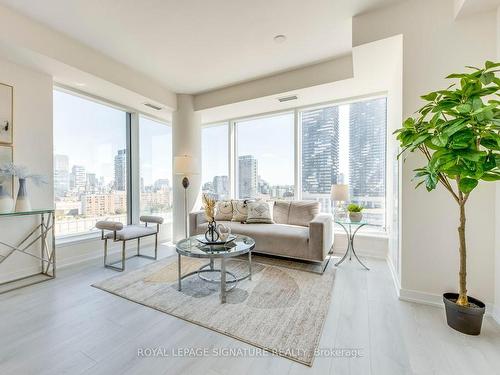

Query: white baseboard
[
  {"left": 386, "top": 255, "right": 401, "bottom": 298},
  {"left": 492, "top": 305, "right": 500, "bottom": 325},
  {"left": 399, "top": 287, "right": 496, "bottom": 318},
  {"left": 384, "top": 258, "right": 498, "bottom": 322}
]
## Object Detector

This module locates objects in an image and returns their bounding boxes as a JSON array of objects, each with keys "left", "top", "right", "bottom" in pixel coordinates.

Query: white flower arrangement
[{"left": 0, "top": 162, "right": 47, "bottom": 185}]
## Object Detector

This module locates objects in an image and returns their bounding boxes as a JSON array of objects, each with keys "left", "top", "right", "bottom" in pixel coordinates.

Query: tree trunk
[{"left": 456, "top": 201, "right": 468, "bottom": 306}]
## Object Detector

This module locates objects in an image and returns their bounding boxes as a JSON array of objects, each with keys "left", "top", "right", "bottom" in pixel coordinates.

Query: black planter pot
[{"left": 443, "top": 293, "right": 485, "bottom": 335}]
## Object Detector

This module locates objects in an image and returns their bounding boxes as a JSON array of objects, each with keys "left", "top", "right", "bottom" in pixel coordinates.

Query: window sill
[
  {"left": 333, "top": 229, "right": 389, "bottom": 240},
  {"left": 56, "top": 232, "right": 101, "bottom": 247}
]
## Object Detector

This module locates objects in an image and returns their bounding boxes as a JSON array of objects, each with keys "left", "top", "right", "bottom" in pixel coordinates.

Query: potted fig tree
[{"left": 394, "top": 61, "right": 500, "bottom": 335}]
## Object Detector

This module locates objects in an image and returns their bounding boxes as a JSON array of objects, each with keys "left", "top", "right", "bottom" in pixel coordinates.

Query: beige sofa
[{"left": 189, "top": 200, "right": 333, "bottom": 263}]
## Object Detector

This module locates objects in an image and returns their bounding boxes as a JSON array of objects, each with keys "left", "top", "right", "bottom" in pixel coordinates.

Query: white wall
[
  {"left": 354, "top": 0, "right": 497, "bottom": 306},
  {"left": 172, "top": 94, "right": 201, "bottom": 242},
  {"left": 0, "top": 58, "right": 53, "bottom": 283},
  {"left": 194, "top": 55, "right": 353, "bottom": 110},
  {"left": 494, "top": 5, "right": 500, "bottom": 323}
]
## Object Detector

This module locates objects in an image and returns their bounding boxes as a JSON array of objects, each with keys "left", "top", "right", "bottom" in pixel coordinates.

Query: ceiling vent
[
  {"left": 278, "top": 95, "right": 298, "bottom": 103},
  {"left": 143, "top": 102, "right": 163, "bottom": 111}
]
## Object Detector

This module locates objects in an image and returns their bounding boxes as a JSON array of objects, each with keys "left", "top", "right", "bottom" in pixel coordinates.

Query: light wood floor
[{"left": 1, "top": 244, "right": 499, "bottom": 375}]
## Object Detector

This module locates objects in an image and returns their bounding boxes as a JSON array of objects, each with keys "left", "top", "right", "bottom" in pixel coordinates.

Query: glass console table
[
  {"left": 0, "top": 209, "right": 56, "bottom": 294},
  {"left": 334, "top": 219, "right": 380, "bottom": 270}
]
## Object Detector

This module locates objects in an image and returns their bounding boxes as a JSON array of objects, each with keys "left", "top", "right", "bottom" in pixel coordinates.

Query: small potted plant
[
  {"left": 347, "top": 203, "right": 363, "bottom": 222},
  {"left": 394, "top": 61, "right": 500, "bottom": 335}
]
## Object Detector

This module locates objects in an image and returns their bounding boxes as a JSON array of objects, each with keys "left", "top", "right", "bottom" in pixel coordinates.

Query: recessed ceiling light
[
  {"left": 274, "top": 34, "right": 287, "bottom": 44},
  {"left": 74, "top": 82, "right": 86, "bottom": 87}
]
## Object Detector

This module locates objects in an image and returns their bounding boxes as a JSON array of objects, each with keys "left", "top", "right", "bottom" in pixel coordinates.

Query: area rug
[{"left": 92, "top": 255, "right": 336, "bottom": 366}]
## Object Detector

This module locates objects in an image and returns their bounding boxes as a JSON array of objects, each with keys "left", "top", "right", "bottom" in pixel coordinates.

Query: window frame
[
  {"left": 233, "top": 110, "right": 295, "bottom": 200},
  {"left": 137, "top": 114, "right": 173, "bottom": 228},
  {"left": 201, "top": 92, "right": 388, "bottom": 232},
  {"left": 200, "top": 121, "right": 231, "bottom": 200},
  {"left": 53, "top": 86, "right": 171, "bottom": 243}
]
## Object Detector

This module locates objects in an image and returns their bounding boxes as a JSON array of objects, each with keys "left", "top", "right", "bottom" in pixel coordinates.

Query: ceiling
[{"left": 0, "top": 0, "right": 404, "bottom": 94}]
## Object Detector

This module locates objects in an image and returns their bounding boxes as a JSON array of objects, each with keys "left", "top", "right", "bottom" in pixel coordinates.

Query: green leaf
[
  {"left": 481, "top": 172, "right": 500, "bottom": 181},
  {"left": 484, "top": 153, "right": 496, "bottom": 171},
  {"left": 442, "top": 119, "right": 467, "bottom": 136},
  {"left": 403, "top": 117, "right": 415, "bottom": 128},
  {"left": 448, "top": 130, "right": 474, "bottom": 149},
  {"left": 472, "top": 97, "right": 483, "bottom": 110},
  {"left": 425, "top": 173, "right": 438, "bottom": 191},
  {"left": 411, "top": 133, "right": 430, "bottom": 147},
  {"left": 455, "top": 149, "right": 486, "bottom": 162},
  {"left": 457, "top": 104, "right": 472, "bottom": 113},
  {"left": 458, "top": 178, "right": 478, "bottom": 193},
  {"left": 421, "top": 92, "right": 438, "bottom": 101},
  {"left": 485, "top": 61, "right": 500, "bottom": 70},
  {"left": 480, "top": 136, "right": 500, "bottom": 151},
  {"left": 446, "top": 73, "right": 468, "bottom": 79},
  {"left": 480, "top": 72, "right": 494, "bottom": 85},
  {"left": 430, "top": 133, "right": 449, "bottom": 147}
]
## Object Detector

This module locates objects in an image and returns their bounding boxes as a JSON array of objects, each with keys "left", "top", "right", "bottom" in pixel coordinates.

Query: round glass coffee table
[{"left": 176, "top": 234, "right": 255, "bottom": 303}]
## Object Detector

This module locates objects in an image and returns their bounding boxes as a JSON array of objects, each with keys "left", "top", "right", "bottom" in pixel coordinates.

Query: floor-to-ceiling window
[
  {"left": 300, "top": 97, "right": 387, "bottom": 226},
  {"left": 53, "top": 89, "right": 129, "bottom": 237},
  {"left": 139, "top": 115, "right": 172, "bottom": 240},
  {"left": 200, "top": 96, "right": 387, "bottom": 230},
  {"left": 235, "top": 112, "right": 295, "bottom": 200},
  {"left": 201, "top": 123, "right": 229, "bottom": 200}
]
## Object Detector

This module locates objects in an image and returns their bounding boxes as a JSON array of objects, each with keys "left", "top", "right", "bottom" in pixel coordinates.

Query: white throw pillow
[
  {"left": 246, "top": 201, "right": 274, "bottom": 224},
  {"left": 214, "top": 200, "right": 233, "bottom": 221},
  {"left": 231, "top": 200, "right": 250, "bottom": 222}
]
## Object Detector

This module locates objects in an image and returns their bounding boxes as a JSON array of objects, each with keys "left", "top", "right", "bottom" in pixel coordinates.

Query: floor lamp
[{"left": 174, "top": 155, "right": 198, "bottom": 239}]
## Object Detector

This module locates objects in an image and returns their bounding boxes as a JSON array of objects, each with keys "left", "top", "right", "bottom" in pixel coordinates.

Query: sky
[
  {"left": 55, "top": 89, "right": 350, "bottom": 190},
  {"left": 54, "top": 90, "right": 171, "bottom": 186}
]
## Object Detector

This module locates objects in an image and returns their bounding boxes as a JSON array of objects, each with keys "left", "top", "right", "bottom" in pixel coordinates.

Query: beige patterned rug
[{"left": 92, "top": 255, "right": 335, "bottom": 366}]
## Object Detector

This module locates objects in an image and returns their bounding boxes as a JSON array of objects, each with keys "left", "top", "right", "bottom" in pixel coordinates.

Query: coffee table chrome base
[
  {"left": 335, "top": 222, "right": 370, "bottom": 270},
  {"left": 177, "top": 253, "right": 252, "bottom": 303}
]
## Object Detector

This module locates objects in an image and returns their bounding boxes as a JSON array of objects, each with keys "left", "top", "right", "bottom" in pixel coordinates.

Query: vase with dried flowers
[
  {"left": 0, "top": 163, "right": 47, "bottom": 212},
  {"left": 202, "top": 193, "right": 219, "bottom": 242}
]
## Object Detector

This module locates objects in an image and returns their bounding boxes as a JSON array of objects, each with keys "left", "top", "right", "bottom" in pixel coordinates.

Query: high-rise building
[
  {"left": 54, "top": 154, "right": 70, "bottom": 195},
  {"left": 114, "top": 149, "right": 127, "bottom": 191},
  {"left": 86, "top": 173, "right": 98, "bottom": 193},
  {"left": 71, "top": 165, "right": 86, "bottom": 192},
  {"left": 301, "top": 106, "right": 340, "bottom": 194},
  {"left": 153, "top": 179, "right": 170, "bottom": 191},
  {"left": 238, "top": 155, "right": 258, "bottom": 199},
  {"left": 212, "top": 175, "right": 229, "bottom": 199},
  {"left": 349, "top": 98, "right": 386, "bottom": 199}
]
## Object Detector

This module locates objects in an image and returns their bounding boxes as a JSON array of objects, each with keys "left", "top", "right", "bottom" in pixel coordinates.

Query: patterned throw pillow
[
  {"left": 214, "top": 200, "right": 233, "bottom": 221},
  {"left": 246, "top": 201, "right": 274, "bottom": 224},
  {"left": 231, "top": 200, "right": 250, "bottom": 222}
]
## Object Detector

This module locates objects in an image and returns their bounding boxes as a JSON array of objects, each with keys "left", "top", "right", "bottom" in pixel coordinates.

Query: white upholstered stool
[{"left": 96, "top": 215, "right": 164, "bottom": 271}]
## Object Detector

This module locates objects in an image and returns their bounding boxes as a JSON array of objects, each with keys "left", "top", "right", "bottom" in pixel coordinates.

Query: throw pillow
[
  {"left": 246, "top": 201, "right": 274, "bottom": 224},
  {"left": 273, "top": 200, "right": 291, "bottom": 224},
  {"left": 214, "top": 200, "right": 233, "bottom": 221},
  {"left": 288, "top": 201, "right": 320, "bottom": 227},
  {"left": 232, "top": 200, "right": 250, "bottom": 222}
]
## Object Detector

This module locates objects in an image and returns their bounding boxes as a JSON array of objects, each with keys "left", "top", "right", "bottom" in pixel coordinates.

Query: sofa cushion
[
  {"left": 288, "top": 201, "right": 320, "bottom": 227},
  {"left": 246, "top": 201, "right": 274, "bottom": 224},
  {"left": 214, "top": 200, "right": 233, "bottom": 221},
  {"left": 231, "top": 200, "right": 249, "bottom": 222},
  {"left": 196, "top": 221, "right": 310, "bottom": 259},
  {"left": 273, "top": 200, "right": 291, "bottom": 224}
]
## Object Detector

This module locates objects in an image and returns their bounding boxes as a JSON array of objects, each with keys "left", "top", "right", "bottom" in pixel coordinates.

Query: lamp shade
[
  {"left": 174, "top": 155, "right": 198, "bottom": 175},
  {"left": 331, "top": 184, "right": 349, "bottom": 201}
]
